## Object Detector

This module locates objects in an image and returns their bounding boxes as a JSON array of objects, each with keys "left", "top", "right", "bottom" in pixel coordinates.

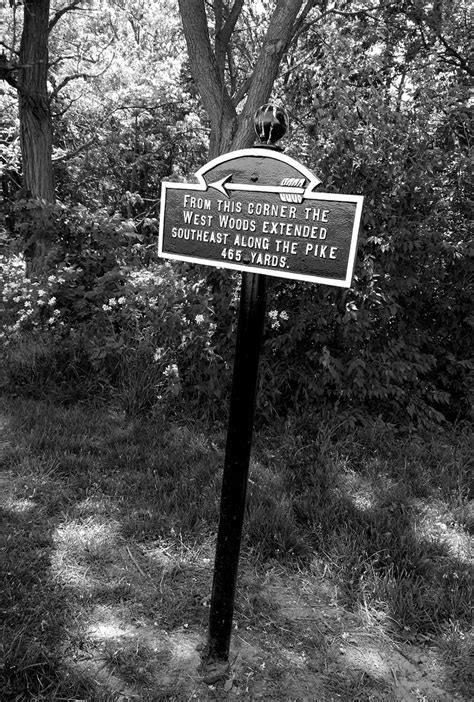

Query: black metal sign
[{"left": 159, "top": 149, "right": 363, "bottom": 288}]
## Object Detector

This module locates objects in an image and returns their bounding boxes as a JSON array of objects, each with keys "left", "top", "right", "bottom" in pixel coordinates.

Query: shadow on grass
[
  {"left": 1, "top": 395, "right": 472, "bottom": 700},
  {"left": 246, "top": 423, "right": 472, "bottom": 696},
  {"left": 0, "top": 397, "right": 223, "bottom": 700},
  {"left": 0, "top": 494, "right": 102, "bottom": 699}
]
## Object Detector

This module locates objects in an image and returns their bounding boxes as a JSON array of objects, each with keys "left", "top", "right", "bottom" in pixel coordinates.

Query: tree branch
[
  {"left": 0, "top": 41, "right": 20, "bottom": 56},
  {"left": 52, "top": 135, "right": 99, "bottom": 162},
  {"left": 220, "top": 0, "right": 245, "bottom": 48},
  {"left": 48, "top": 0, "right": 90, "bottom": 33},
  {"left": 436, "top": 34, "right": 471, "bottom": 75},
  {"left": 214, "top": 1, "right": 223, "bottom": 37},
  {"left": 52, "top": 104, "right": 121, "bottom": 161},
  {"left": 0, "top": 54, "right": 18, "bottom": 88},
  {"left": 214, "top": 0, "right": 224, "bottom": 77},
  {"left": 49, "top": 72, "right": 90, "bottom": 101},
  {"left": 289, "top": 0, "right": 319, "bottom": 43},
  {"left": 214, "top": 0, "right": 244, "bottom": 81},
  {"left": 178, "top": 0, "right": 237, "bottom": 155},
  {"left": 48, "top": 57, "right": 112, "bottom": 102},
  {"left": 232, "top": 0, "right": 305, "bottom": 149},
  {"left": 52, "top": 101, "right": 187, "bottom": 161},
  {"left": 227, "top": 43, "right": 237, "bottom": 97},
  {"left": 232, "top": 71, "right": 252, "bottom": 106}
]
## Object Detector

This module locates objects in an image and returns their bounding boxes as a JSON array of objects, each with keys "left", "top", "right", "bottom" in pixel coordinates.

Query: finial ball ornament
[{"left": 253, "top": 103, "right": 288, "bottom": 144}]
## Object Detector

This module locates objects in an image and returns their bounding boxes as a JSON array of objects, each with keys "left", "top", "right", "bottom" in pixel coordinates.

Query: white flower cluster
[
  {"left": 102, "top": 296, "right": 126, "bottom": 312},
  {"left": 268, "top": 309, "right": 289, "bottom": 329},
  {"left": 1, "top": 255, "right": 65, "bottom": 337},
  {"left": 153, "top": 347, "right": 165, "bottom": 362},
  {"left": 163, "top": 363, "right": 179, "bottom": 378}
]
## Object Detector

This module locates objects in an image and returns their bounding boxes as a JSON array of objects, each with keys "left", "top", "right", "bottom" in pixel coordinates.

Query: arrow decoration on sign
[
  {"left": 158, "top": 148, "right": 363, "bottom": 288},
  {"left": 209, "top": 174, "right": 308, "bottom": 202}
]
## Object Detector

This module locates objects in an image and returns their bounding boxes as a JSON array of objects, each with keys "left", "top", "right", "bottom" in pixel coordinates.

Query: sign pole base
[{"left": 205, "top": 271, "right": 267, "bottom": 663}]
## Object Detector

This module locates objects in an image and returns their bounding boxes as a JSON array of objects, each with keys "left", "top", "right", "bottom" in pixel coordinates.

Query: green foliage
[
  {"left": 259, "top": 0, "right": 473, "bottom": 428},
  {"left": 1, "top": 0, "right": 472, "bottom": 428},
  {"left": 1, "top": 206, "right": 234, "bottom": 412}
]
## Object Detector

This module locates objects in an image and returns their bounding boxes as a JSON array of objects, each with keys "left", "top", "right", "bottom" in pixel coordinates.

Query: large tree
[
  {"left": 1, "top": 0, "right": 55, "bottom": 205},
  {"left": 176, "top": 0, "right": 472, "bottom": 427},
  {"left": 0, "top": 0, "right": 199, "bottom": 266},
  {"left": 177, "top": 0, "right": 313, "bottom": 156},
  {"left": 1, "top": 0, "right": 86, "bottom": 269},
  {"left": 18, "top": 0, "right": 55, "bottom": 203}
]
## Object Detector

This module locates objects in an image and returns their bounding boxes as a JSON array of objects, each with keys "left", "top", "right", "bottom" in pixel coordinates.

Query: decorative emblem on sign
[
  {"left": 253, "top": 102, "right": 289, "bottom": 145},
  {"left": 158, "top": 149, "right": 363, "bottom": 288}
]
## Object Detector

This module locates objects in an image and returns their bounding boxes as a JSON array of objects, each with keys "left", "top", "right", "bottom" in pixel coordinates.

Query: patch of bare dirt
[{"left": 62, "top": 561, "right": 468, "bottom": 701}]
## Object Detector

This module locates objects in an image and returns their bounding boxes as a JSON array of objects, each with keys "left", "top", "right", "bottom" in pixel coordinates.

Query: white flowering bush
[{"left": 1, "top": 207, "right": 234, "bottom": 412}]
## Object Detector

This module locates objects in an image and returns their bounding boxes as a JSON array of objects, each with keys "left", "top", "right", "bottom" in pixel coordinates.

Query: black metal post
[
  {"left": 205, "top": 103, "right": 288, "bottom": 665},
  {"left": 206, "top": 271, "right": 267, "bottom": 661}
]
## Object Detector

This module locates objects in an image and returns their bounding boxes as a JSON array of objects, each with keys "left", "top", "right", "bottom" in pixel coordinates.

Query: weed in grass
[
  {"left": 325, "top": 668, "right": 393, "bottom": 701},
  {"left": 115, "top": 349, "right": 163, "bottom": 416},
  {"left": 51, "top": 515, "right": 123, "bottom": 594},
  {"left": 102, "top": 639, "right": 158, "bottom": 686},
  {"left": 1, "top": 515, "right": 96, "bottom": 699},
  {"left": 267, "top": 416, "right": 472, "bottom": 633},
  {"left": 439, "top": 621, "right": 474, "bottom": 698},
  {"left": 2, "top": 654, "right": 100, "bottom": 702},
  {"left": 246, "top": 483, "right": 312, "bottom": 563}
]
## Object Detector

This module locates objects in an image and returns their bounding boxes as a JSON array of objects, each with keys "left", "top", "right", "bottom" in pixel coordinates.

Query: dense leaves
[
  {"left": 0, "top": 1, "right": 472, "bottom": 427},
  {"left": 1, "top": 207, "right": 231, "bottom": 412},
  {"left": 261, "top": 0, "right": 472, "bottom": 427}
]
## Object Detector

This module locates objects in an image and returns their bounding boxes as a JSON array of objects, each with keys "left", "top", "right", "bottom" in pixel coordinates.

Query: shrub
[
  {"left": 1, "top": 205, "right": 235, "bottom": 414},
  {"left": 2, "top": 187, "right": 471, "bottom": 429}
]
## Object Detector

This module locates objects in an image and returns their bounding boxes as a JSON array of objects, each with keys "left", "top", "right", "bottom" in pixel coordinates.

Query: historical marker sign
[
  {"left": 158, "top": 114, "right": 365, "bottom": 669},
  {"left": 159, "top": 148, "right": 363, "bottom": 288}
]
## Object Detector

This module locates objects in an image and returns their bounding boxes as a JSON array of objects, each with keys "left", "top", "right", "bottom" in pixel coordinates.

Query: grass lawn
[{"left": 1, "top": 395, "right": 472, "bottom": 700}]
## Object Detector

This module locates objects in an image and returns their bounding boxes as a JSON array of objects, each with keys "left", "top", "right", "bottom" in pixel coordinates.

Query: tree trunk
[
  {"left": 232, "top": 0, "right": 305, "bottom": 150},
  {"left": 178, "top": 0, "right": 305, "bottom": 157},
  {"left": 18, "top": 0, "right": 55, "bottom": 271},
  {"left": 177, "top": 0, "right": 238, "bottom": 158}
]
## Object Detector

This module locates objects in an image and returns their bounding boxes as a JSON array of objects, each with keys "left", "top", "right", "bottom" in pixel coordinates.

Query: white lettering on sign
[
  {"left": 218, "top": 214, "right": 257, "bottom": 231},
  {"left": 172, "top": 227, "right": 230, "bottom": 245},
  {"left": 178, "top": 196, "right": 339, "bottom": 262},
  {"left": 177, "top": 194, "right": 340, "bottom": 263},
  {"left": 304, "top": 243, "right": 338, "bottom": 259},
  {"left": 275, "top": 240, "right": 299, "bottom": 254},
  {"left": 221, "top": 249, "right": 288, "bottom": 269},
  {"left": 183, "top": 195, "right": 212, "bottom": 210},
  {"left": 304, "top": 207, "right": 329, "bottom": 222},
  {"left": 217, "top": 199, "right": 243, "bottom": 213},
  {"left": 261, "top": 221, "right": 327, "bottom": 239},
  {"left": 250, "top": 252, "right": 287, "bottom": 268},
  {"left": 247, "top": 202, "right": 297, "bottom": 218},
  {"left": 233, "top": 235, "right": 270, "bottom": 250},
  {"left": 183, "top": 210, "right": 213, "bottom": 226}
]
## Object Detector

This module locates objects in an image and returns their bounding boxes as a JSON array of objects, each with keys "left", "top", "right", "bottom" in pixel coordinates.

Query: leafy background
[{"left": 2, "top": 0, "right": 471, "bottom": 429}]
